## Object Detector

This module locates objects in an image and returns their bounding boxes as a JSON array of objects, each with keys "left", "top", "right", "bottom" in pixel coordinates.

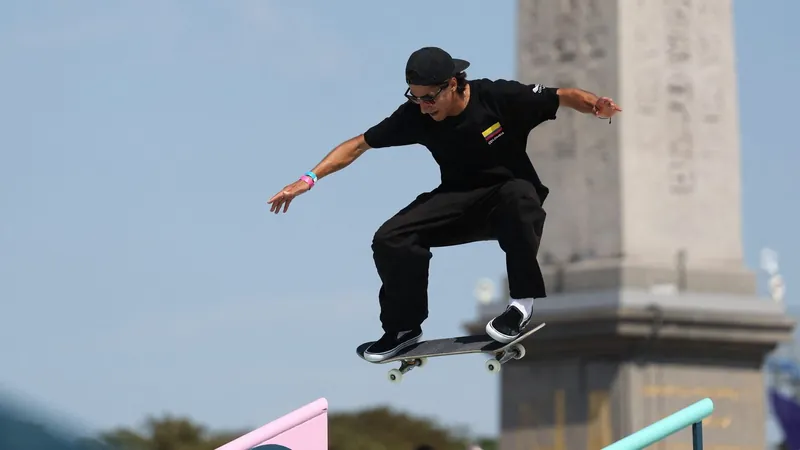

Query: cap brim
[{"left": 453, "top": 58, "right": 470, "bottom": 73}]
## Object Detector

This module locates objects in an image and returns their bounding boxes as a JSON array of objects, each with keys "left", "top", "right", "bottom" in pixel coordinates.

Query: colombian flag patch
[{"left": 482, "top": 121, "right": 504, "bottom": 144}]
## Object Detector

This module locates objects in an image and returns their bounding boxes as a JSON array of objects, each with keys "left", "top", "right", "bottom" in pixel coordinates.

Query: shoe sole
[
  {"left": 485, "top": 321, "right": 518, "bottom": 344},
  {"left": 362, "top": 334, "right": 422, "bottom": 362}
]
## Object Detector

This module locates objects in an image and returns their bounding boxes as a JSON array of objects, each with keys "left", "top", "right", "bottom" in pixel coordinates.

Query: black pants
[{"left": 371, "top": 178, "right": 547, "bottom": 333}]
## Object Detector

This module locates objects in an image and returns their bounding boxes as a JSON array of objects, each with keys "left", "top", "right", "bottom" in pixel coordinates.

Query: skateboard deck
[{"left": 356, "top": 322, "right": 545, "bottom": 382}]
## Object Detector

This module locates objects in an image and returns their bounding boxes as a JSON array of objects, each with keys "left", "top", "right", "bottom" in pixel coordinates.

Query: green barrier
[{"left": 602, "top": 398, "right": 714, "bottom": 450}]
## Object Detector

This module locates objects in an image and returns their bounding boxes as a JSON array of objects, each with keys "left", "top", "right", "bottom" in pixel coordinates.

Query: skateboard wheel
[
  {"left": 417, "top": 357, "right": 428, "bottom": 368},
  {"left": 387, "top": 369, "right": 403, "bottom": 383},
  {"left": 511, "top": 344, "right": 526, "bottom": 359},
  {"left": 485, "top": 358, "right": 501, "bottom": 373}
]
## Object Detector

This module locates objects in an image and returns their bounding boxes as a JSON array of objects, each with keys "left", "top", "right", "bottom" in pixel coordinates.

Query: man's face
[{"left": 406, "top": 78, "right": 456, "bottom": 122}]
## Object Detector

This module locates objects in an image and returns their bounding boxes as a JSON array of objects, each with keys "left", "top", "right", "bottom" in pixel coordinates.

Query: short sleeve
[
  {"left": 489, "top": 79, "right": 560, "bottom": 131},
  {"left": 363, "top": 102, "right": 421, "bottom": 148}
]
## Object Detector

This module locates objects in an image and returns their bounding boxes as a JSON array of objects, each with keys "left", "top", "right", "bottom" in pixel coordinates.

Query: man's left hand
[{"left": 593, "top": 97, "right": 622, "bottom": 120}]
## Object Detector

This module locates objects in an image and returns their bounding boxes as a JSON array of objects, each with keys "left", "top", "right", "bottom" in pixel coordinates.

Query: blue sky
[{"left": 1, "top": 0, "right": 798, "bottom": 445}]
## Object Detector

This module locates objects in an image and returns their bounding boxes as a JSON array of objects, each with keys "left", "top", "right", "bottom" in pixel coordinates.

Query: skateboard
[{"left": 356, "top": 322, "right": 546, "bottom": 383}]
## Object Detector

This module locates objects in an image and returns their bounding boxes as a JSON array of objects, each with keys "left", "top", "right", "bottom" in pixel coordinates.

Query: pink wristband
[{"left": 300, "top": 175, "right": 315, "bottom": 188}]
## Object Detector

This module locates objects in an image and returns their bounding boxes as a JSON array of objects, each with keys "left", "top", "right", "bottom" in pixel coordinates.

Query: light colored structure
[
  {"left": 517, "top": 0, "right": 752, "bottom": 295},
  {"left": 466, "top": 1, "right": 795, "bottom": 449},
  {"left": 216, "top": 398, "right": 328, "bottom": 450}
]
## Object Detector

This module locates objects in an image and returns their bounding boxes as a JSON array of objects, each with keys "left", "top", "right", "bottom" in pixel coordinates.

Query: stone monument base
[{"left": 464, "top": 290, "right": 794, "bottom": 450}]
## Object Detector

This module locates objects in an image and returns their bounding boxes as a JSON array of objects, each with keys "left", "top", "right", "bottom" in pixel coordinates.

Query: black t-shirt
[{"left": 363, "top": 78, "right": 559, "bottom": 203}]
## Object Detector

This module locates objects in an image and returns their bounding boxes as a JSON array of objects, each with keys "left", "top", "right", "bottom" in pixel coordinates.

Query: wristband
[
  {"left": 304, "top": 171, "right": 318, "bottom": 182},
  {"left": 300, "top": 175, "right": 315, "bottom": 188}
]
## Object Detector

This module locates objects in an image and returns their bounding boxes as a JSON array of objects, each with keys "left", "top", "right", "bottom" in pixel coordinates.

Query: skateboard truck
[
  {"left": 387, "top": 357, "right": 428, "bottom": 383},
  {"left": 484, "top": 343, "right": 526, "bottom": 374}
]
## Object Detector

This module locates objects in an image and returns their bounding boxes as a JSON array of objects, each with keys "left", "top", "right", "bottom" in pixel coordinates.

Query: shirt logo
[
  {"left": 482, "top": 121, "right": 504, "bottom": 144},
  {"left": 532, "top": 84, "right": 543, "bottom": 93}
]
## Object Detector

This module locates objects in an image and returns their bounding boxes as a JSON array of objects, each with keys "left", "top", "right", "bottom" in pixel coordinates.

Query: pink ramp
[{"left": 215, "top": 398, "right": 328, "bottom": 450}]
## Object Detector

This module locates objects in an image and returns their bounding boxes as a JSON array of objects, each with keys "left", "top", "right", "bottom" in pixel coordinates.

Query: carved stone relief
[
  {"left": 695, "top": 1, "right": 727, "bottom": 125},
  {"left": 520, "top": 35, "right": 553, "bottom": 70},
  {"left": 523, "top": 0, "right": 541, "bottom": 22},
  {"left": 559, "top": 0, "right": 578, "bottom": 15},
  {"left": 583, "top": 0, "right": 611, "bottom": 61},
  {"left": 586, "top": 0, "right": 603, "bottom": 17},
  {"left": 665, "top": 73, "right": 695, "bottom": 195},
  {"left": 631, "top": 0, "right": 664, "bottom": 157},
  {"left": 664, "top": 0, "right": 692, "bottom": 64},
  {"left": 517, "top": 0, "right": 549, "bottom": 73},
  {"left": 582, "top": 26, "right": 608, "bottom": 61},
  {"left": 662, "top": 0, "right": 696, "bottom": 195},
  {"left": 554, "top": 13, "right": 579, "bottom": 64}
]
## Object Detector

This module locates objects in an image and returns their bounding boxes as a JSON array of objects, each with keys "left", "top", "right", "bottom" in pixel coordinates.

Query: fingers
[
  {"left": 603, "top": 97, "right": 622, "bottom": 112},
  {"left": 596, "top": 97, "right": 622, "bottom": 117},
  {"left": 269, "top": 196, "right": 282, "bottom": 213},
  {"left": 266, "top": 189, "right": 296, "bottom": 214},
  {"left": 267, "top": 186, "right": 289, "bottom": 205},
  {"left": 268, "top": 191, "right": 285, "bottom": 213}
]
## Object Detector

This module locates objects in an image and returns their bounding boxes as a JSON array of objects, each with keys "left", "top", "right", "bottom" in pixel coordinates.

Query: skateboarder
[{"left": 267, "top": 47, "right": 621, "bottom": 362}]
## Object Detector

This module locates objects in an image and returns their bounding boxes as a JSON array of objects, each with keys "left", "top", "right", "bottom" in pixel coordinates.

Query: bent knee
[
  {"left": 372, "top": 226, "right": 391, "bottom": 249},
  {"left": 372, "top": 222, "right": 406, "bottom": 252},
  {"left": 498, "top": 180, "right": 543, "bottom": 209}
]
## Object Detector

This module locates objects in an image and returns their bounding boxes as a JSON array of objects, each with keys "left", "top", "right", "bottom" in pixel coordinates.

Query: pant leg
[
  {"left": 488, "top": 179, "right": 548, "bottom": 299},
  {"left": 372, "top": 187, "right": 500, "bottom": 333}
]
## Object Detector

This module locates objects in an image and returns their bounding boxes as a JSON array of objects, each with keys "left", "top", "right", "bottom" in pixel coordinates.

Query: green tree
[
  {"left": 473, "top": 437, "right": 498, "bottom": 450},
  {"left": 327, "top": 406, "right": 472, "bottom": 450},
  {"left": 93, "top": 414, "right": 244, "bottom": 450},
  {"left": 88, "top": 406, "right": 497, "bottom": 450}
]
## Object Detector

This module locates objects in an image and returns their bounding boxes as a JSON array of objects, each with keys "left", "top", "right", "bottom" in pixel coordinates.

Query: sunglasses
[{"left": 404, "top": 82, "right": 449, "bottom": 104}]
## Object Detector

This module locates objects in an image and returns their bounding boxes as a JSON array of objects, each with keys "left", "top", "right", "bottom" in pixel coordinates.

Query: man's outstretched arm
[
  {"left": 309, "top": 134, "right": 372, "bottom": 181},
  {"left": 556, "top": 87, "right": 622, "bottom": 119},
  {"left": 267, "top": 134, "right": 371, "bottom": 214}
]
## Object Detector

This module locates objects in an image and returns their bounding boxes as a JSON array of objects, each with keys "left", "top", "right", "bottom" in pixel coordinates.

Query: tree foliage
[
  {"left": 78, "top": 414, "right": 244, "bottom": 450},
  {"left": 328, "top": 406, "right": 471, "bottom": 450},
  {"left": 77, "top": 406, "right": 496, "bottom": 450}
]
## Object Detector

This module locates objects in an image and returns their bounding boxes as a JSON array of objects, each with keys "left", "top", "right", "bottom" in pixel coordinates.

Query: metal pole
[
  {"left": 692, "top": 422, "right": 703, "bottom": 450},
  {"left": 602, "top": 399, "right": 714, "bottom": 450}
]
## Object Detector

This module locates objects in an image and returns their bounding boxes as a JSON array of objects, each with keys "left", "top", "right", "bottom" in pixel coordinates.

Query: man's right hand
[{"left": 267, "top": 179, "right": 311, "bottom": 214}]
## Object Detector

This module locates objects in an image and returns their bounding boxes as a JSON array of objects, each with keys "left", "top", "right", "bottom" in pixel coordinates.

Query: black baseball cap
[{"left": 405, "top": 47, "right": 470, "bottom": 86}]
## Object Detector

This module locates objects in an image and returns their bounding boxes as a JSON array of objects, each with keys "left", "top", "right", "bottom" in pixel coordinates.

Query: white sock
[{"left": 510, "top": 298, "right": 534, "bottom": 319}]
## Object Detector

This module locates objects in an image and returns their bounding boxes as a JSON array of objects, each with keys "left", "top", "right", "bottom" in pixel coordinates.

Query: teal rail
[{"left": 602, "top": 398, "right": 714, "bottom": 450}]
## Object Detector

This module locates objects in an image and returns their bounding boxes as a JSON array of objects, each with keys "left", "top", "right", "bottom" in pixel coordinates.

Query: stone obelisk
[{"left": 466, "top": 2, "right": 795, "bottom": 449}]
